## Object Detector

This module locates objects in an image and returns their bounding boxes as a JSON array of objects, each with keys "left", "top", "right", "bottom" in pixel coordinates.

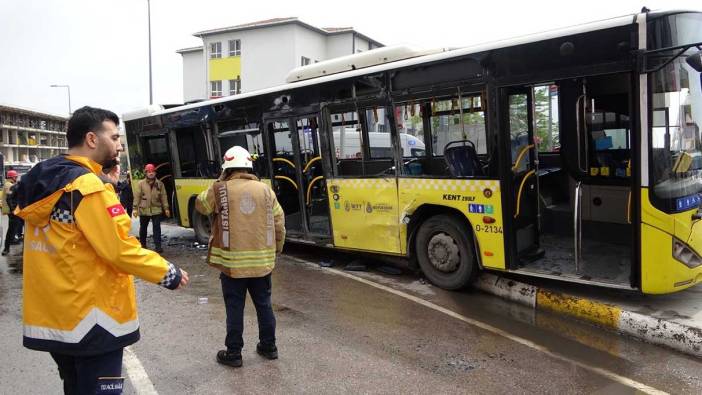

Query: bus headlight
[{"left": 672, "top": 239, "right": 702, "bottom": 268}]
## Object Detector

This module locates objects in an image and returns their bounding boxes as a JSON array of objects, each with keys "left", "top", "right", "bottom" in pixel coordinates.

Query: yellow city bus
[{"left": 124, "top": 9, "right": 702, "bottom": 294}]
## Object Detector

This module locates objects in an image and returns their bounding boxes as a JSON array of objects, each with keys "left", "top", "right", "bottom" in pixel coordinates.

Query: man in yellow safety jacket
[
  {"left": 196, "top": 145, "right": 285, "bottom": 368},
  {"left": 15, "top": 106, "right": 189, "bottom": 394}
]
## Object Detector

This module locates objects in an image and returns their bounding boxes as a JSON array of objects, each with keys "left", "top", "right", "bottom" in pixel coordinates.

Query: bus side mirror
[{"left": 686, "top": 50, "right": 702, "bottom": 72}]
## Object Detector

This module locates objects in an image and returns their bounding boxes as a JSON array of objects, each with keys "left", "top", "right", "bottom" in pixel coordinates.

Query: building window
[
  {"left": 229, "top": 78, "right": 241, "bottom": 95},
  {"left": 210, "top": 81, "right": 222, "bottom": 97},
  {"left": 209, "top": 42, "right": 222, "bottom": 59},
  {"left": 228, "top": 39, "right": 241, "bottom": 56},
  {"left": 301, "top": 56, "right": 311, "bottom": 66}
]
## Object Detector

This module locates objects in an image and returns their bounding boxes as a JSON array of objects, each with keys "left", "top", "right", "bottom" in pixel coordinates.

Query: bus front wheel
[
  {"left": 192, "top": 210, "right": 211, "bottom": 245},
  {"left": 415, "top": 215, "right": 476, "bottom": 290}
]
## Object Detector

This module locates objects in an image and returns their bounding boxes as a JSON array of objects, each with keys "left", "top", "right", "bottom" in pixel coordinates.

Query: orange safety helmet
[
  {"left": 144, "top": 164, "right": 156, "bottom": 172},
  {"left": 7, "top": 170, "right": 18, "bottom": 179}
]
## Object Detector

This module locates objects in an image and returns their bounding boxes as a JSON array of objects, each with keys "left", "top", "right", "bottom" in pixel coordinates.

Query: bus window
[
  {"left": 147, "top": 138, "right": 168, "bottom": 156},
  {"left": 175, "top": 127, "right": 214, "bottom": 178},
  {"left": 509, "top": 94, "right": 530, "bottom": 174},
  {"left": 533, "top": 85, "right": 560, "bottom": 153},
  {"left": 395, "top": 102, "right": 429, "bottom": 176},
  {"left": 395, "top": 103, "right": 426, "bottom": 157},
  {"left": 331, "top": 111, "right": 363, "bottom": 160},
  {"left": 296, "top": 117, "right": 321, "bottom": 167},
  {"left": 430, "top": 95, "right": 486, "bottom": 156},
  {"left": 364, "top": 107, "right": 392, "bottom": 159},
  {"left": 331, "top": 110, "right": 365, "bottom": 177},
  {"left": 217, "top": 121, "right": 268, "bottom": 178}
]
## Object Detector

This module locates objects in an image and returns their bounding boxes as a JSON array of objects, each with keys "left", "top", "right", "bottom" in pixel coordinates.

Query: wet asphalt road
[{"left": 2, "top": 224, "right": 702, "bottom": 394}]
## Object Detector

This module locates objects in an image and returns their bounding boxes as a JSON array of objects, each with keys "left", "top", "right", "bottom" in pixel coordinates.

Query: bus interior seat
[{"left": 444, "top": 140, "right": 483, "bottom": 177}]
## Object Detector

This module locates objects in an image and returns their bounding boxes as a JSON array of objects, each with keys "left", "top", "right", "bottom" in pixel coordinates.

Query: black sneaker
[
  {"left": 216, "top": 350, "right": 242, "bottom": 367},
  {"left": 256, "top": 343, "right": 278, "bottom": 360},
  {"left": 1, "top": 250, "right": 8, "bottom": 256}
]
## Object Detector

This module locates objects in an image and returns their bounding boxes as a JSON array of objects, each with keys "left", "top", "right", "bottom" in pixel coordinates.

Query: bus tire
[
  {"left": 415, "top": 214, "right": 476, "bottom": 290},
  {"left": 192, "top": 209, "right": 211, "bottom": 245}
]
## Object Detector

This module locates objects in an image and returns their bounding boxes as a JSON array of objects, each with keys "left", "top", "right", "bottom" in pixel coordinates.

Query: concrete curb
[{"left": 475, "top": 273, "right": 702, "bottom": 358}]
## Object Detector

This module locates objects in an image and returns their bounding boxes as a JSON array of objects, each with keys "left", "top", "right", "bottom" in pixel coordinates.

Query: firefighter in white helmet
[{"left": 196, "top": 146, "right": 285, "bottom": 368}]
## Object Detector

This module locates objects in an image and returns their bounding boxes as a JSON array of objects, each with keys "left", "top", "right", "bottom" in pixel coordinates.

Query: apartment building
[
  {"left": 177, "top": 17, "right": 383, "bottom": 102},
  {"left": 0, "top": 105, "right": 67, "bottom": 174}
]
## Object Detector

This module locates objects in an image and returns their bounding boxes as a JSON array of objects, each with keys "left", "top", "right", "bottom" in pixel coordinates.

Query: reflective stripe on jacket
[
  {"left": 15, "top": 155, "right": 181, "bottom": 356},
  {"left": 136, "top": 178, "right": 169, "bottom": 216},
  {"left": 196, "top": 172, "right": 285, "bottom": 278}
]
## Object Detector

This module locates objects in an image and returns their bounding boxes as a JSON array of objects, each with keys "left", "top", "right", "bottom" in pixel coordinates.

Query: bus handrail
[
  {"left": 513, "top": 169, "right": 535, "bottom": 219},
  {"left": 306, "top": 176, "right": 325, "bottom": 206},
  {"left": 303, "top": 156, "right": 321, "bottom": 173},
  {"left": 575, "top": 94, "right": 586, "bottom": 173},
  {"left": 273, "top": 157, "right": 296, "bottom": 169},
  {"left": 274, "top": 175, "right": 298, "bottom": 190},
  {"left": 574, "top": 181, "right": 583, "bottom": 274},
  {"left": 511, "top": 144, "right": 534, "bottom": 173}
]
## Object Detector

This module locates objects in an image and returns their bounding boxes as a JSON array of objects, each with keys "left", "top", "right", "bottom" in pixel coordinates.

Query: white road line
[
  {"left": 287, "top": 256, "right": 668, "bottom": 395},
  {"left": 124, "top": 346, "right": 159, "bottom": 395}
]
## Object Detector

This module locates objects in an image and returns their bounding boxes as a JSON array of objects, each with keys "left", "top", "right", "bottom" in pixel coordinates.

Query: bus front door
[
  {"left": 556, "top": 75, "right": 634, "bottom": 286},
  {"left": 501, "top": 76, "right": 634, "bottom": 288}
]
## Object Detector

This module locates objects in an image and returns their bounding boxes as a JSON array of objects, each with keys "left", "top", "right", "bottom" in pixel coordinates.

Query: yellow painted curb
[{"left": 536, "top": 289, "right": 621, "bottom": 330}]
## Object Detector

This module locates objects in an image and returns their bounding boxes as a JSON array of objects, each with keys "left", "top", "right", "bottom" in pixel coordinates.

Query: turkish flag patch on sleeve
[{"left": 107, "top": 204, "right": 127, "bottom": 217}]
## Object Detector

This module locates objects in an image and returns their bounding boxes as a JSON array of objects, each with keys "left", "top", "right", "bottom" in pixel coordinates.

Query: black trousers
[
  {"left": 220, "top": 273, "right": 276, "bottom": 352},
  {"left": 3, "top": 214, "right": 21, "bottom": 251},
  {"left": 50, "top": 348, "right": 124, "bottom": 395},
  {"left": 139, "top": 214, "right": 162, "bottom": 249}
]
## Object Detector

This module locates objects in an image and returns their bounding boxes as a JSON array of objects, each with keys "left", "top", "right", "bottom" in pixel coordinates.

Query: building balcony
[{"left": 0, "top": 124, "right": 66, "bottom": 135}]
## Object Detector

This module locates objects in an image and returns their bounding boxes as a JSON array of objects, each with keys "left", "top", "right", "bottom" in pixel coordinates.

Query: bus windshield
[{"left": 649, "top": 12, "right": 702, "bottom": 212}]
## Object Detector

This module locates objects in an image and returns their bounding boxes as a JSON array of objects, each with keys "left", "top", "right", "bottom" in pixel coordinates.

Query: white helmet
[{"left": 222, "top": 146, "right": 253, "bottom": 170}]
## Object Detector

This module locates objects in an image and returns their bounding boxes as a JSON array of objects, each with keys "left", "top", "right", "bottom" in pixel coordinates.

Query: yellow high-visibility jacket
[
  {"left": 195, "top": 172, "right": 285, "bottom": 278},
  {"left": 15, "top": 155, "right": 183, "bottom": 356}
]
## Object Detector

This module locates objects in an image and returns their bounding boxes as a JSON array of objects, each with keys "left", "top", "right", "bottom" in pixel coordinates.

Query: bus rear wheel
[
  {"left": 192, "top": 210, "right": 211, "bottom": 245},
  {"left": 415, "top": 215, "right": 476, "bottom": 290}
]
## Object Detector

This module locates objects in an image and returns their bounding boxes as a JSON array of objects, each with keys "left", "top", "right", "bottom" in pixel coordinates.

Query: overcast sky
[{"left": 0, "top": 0, "right": 699, "bottom": 118}]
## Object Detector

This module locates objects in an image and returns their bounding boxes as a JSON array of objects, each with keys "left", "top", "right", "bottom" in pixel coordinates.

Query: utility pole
[
  {"left": 147, "top": 0, "right": 153, "bottom": 104},
  {"left": 50, "top": 84, "right": 72, "bottom": 115}
]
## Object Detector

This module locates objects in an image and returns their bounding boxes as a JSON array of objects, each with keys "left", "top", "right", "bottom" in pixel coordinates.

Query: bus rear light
[
  {"left": 482, "top": 216, "right": 496, "bottom": 224},
  {"left": 672, "top": 239, "right": 702, "bottom": 268}
]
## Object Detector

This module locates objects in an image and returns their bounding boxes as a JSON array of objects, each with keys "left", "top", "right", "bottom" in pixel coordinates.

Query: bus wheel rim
[{"left": 427, "top": 232, "right": 460, "bottom": 273}]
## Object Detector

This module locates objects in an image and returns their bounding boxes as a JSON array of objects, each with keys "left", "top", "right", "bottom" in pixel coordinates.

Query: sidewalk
[{"left": 475, "top": 272, "right": 702, "bottom": 358}]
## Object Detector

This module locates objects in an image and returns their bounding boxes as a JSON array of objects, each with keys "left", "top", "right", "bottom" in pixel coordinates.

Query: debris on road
[
  {"left": 344, "top": 260, "right": 367, "bottom": 272},
  {"left": 376, "top": 265, "right": 402, "bottom": 275},
  {"left": 319, "top": 260, "right": 334, "bottom": 268}
]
